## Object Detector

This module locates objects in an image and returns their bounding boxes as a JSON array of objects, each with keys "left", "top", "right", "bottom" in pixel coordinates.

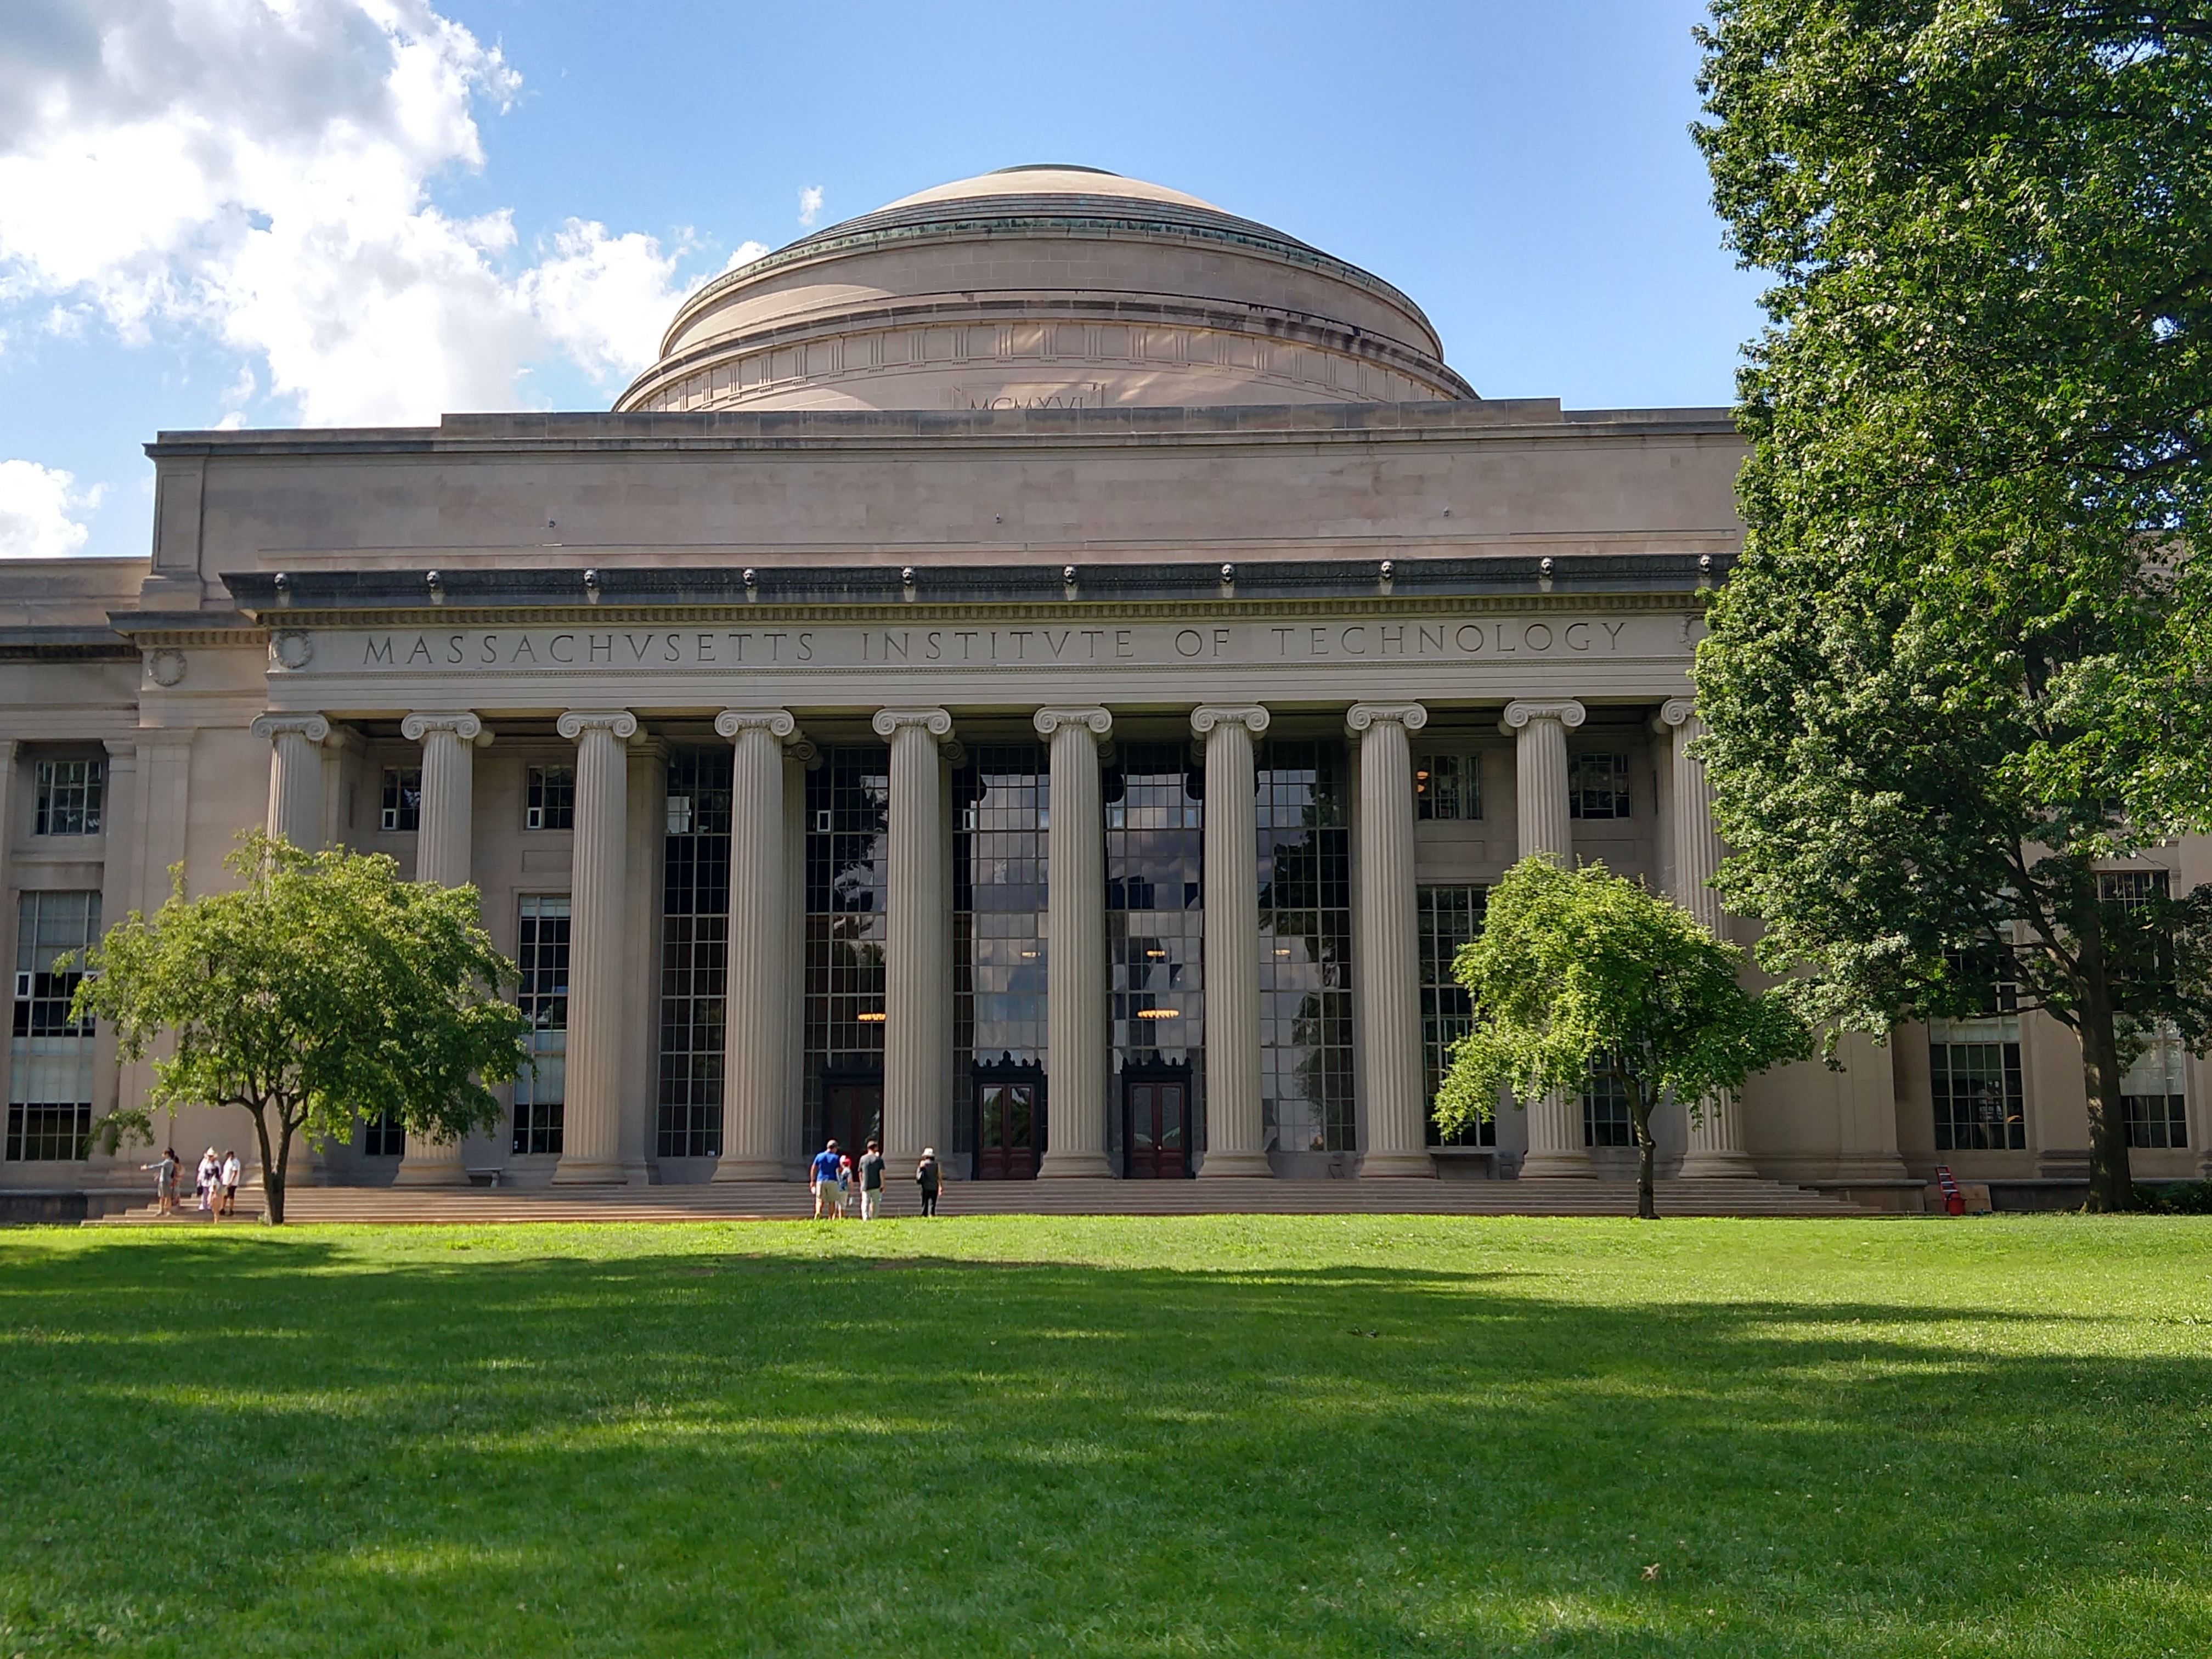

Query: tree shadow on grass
[{"left": 0, "top": 1233, "right": 2205, "bottom": 1658}]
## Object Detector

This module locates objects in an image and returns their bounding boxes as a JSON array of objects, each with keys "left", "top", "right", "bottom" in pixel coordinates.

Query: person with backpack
[
  {"left": 916, "top": 1147, "right": 941, "bottom": 1216},
  {"left": 857, "top": 1139, "right": 885, "bottom": 1219}
]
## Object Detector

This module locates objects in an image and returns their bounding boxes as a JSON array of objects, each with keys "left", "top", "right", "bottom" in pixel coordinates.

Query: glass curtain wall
[
  {"left": 1418, "top": 885, "right": 1494, "bottom": 1147},
  {"left": 952, "top": 744, "right": 1049, "bottom": 1173},
  {"left": 1256, "top": 740, "right": 1355, "bottom": 1155},
  {"left": 657, "top": 749, "right": 731, "bottom": 1160},
  {"left": 803, "top": 747, "right": 890, "bottom": 1148},
  {"left": 1106, "top": 743, "right": 1204, "bottom": 1166}
]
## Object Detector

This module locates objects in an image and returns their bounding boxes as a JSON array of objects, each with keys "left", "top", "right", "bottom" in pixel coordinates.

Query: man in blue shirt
[{"left": 810, "top": 1141, "right": 843, "bottom": 1219}]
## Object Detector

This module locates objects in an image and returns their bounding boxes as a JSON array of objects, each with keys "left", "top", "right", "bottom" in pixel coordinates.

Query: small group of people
[
  {"left": 809, "top": 1138, "right": 943, "bottom": 1218},
  {"left": 141, "top": 1147, "right": 240, "bottom": 1218}
]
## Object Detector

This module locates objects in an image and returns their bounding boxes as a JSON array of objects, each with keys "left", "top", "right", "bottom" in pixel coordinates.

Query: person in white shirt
[
  {"left": 218, "top": 1150, "right": 242, "bottom": 1217},
  {"left": 196, "top": 1150, "right": 220, "bottom": 1215}
]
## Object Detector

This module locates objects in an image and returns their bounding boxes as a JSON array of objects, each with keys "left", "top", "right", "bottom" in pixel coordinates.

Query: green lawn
[{"left": 2, "top": 1216, "right": 2208, "bottom": 1656}]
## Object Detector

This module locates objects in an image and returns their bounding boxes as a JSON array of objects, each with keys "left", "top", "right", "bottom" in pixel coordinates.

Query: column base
[
  {"left": 1360, "top": 1150, "right": 1435, "bottom": 1178},
  {"left": 1196, "top": 1149, "right": 1273, "bottom": 1178},
  {"left": 712, "top": 1158, "right": 788, "bottom": 1183},
  {"left": 550, "top": 1159, "right": 629, "bottom": 1186},
  {"left": 1518, "top": 1148, "right": 1597, "bottom": 1178},
  {"left": 392, "top": 1144, "right": 470, "bottom": 1186},
  {"left": 1678, "top": 1148, "right": 1760, "bottom": 1178},
  {"left": 1037, "top": 1150, "right": 1115, "bottom": 1179}
]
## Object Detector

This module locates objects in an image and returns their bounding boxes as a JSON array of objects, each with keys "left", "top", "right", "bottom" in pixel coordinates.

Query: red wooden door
[
  {"left": 823, "top": 1081, "right": 882, "bottom": 1159},
  {"left": 976, "top": 1082, "right": 1039, "bottom": 1180},
  {"left": 1126, "top": 1080, "right": 1188, "bottom": 1178}
]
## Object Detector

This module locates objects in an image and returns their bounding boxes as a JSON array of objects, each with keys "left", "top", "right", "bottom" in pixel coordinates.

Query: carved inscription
[{"left": 306, "top": 616, "right": 1678, "bottom": 675}]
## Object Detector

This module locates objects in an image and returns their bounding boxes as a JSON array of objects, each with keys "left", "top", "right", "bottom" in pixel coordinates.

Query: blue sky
[{"left": 0, "top": 0, "right": 1763, "bottom": 562}]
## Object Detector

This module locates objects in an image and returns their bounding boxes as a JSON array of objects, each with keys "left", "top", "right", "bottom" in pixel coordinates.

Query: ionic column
[
  {"left": 873, "top": 708, "right": 955, "bottom": 1170},
  {"left": 551, "top": 710, "right": 636, "bottom": 1185},
  {"left": 1658, "top": 698, "right": 1758, "bottom": 1176},
  {"left": 1035, "top": 707, "right": 1113, "bottom": 1178},
  {"left": 393, "top": 712, "right": 487, "bottom": 1187},
  {"left": 1501, "top": 698, "right": 1593, "bottom": 1178},
  {"left": 1192, "top": 705, "right": 1272, "bottom": 1177},
  {"left": 250, "top": 714, "right": 330, "bottom": 849},
  {"left": 1350, "top": 703, "right": 1432, "bottom": 1177},
  {"left": 714, "top": 709, "right": 796, "bottom": 1181}
]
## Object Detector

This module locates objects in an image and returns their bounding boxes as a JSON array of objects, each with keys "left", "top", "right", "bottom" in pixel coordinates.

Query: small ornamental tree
[
  {"left": 1694, "top": 1, "right": 2212, "bottom": 1208},
  {"left": 75, "top": 833, "right": 528, "bottom": 1223},
  {"left": 1435, "top": 857, "right": 1809, "bottom": 1218}
]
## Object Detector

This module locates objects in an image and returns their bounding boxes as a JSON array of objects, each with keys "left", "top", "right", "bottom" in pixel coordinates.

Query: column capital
[
  {"left": 1499, "top": 698, "right": 1585, "bottom": 735},
  {"left": 1654, "top": 697, "right": 1697, "bottom": 733},
  {"left": 1346, "top": 702, "right": 1427, "bottom": 736},
  {"left": 400, "top": 711, "right": 488, "bottom": 745},
  {"left": 250, "top": 713, "right": 330, "bottom": 744},
  {"left": 786, "top": 736, "right": 822, "bottom": 768},
  {"left": 1033, "top": 707, "right": 1112, "bottom": 738},
  {"left": 557, "top": 709, "right": 639, "bottom": 741},
  {"left": 871, "top": 706, "right": 953, "bottom": 741},
  {"left": 1191, "top": 704, "right": 1269, "bottom": 738},
  {"left": 715, "top": 708, "right": 796, "bottom": 741}
]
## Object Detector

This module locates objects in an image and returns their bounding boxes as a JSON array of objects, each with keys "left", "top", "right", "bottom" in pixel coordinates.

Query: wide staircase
[{"left": 91, "top": 1176, "right": 1873, "bottom": 1225}]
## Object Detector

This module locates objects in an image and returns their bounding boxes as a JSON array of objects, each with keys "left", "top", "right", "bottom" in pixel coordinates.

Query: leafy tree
[
  {"left": 1692, "top": 1, "right": 2212, "bottom": 1208},
  {"left": 1435, "top": 857, "right": 1809, "bottom": 1218},
  {"left": 76, "top": 833, "right": 528, "bottom": 1223}
]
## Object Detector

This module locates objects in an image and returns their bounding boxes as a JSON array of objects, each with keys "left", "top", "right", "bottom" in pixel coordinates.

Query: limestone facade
[{"left": 0, "top": 167, "right": 2202, "bottom": 1209}]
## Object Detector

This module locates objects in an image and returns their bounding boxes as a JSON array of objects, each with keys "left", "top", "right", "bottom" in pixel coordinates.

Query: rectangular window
[
  {"left": 1932, "top": 1041, "right": 2026, "bottom": 1150},
  {"left": 1567, "top": 752, "right": 1630, "bottom": 820},
  {"left": 526, "top": 765, "right": 575, "bottom": 831},
  {"left": 660, "top": 752, "right": 732, "bottom": 1160},
  {"left": 1418, "top": 885, "right": 1493, "bottom": 1147},
  {"left": 2121, "top": 1035, "right": 2188, "bottom": 1150},
  {"left": 33, "top": 759, "right": 104, "bottom": 837},
  {"left": 1257, "top": 740, "right": 1353, "bottom": 1155},
  {"left": 1107, "top": 744, "right": 1204, "bottom": 1168},
  {"left": 1415, "top": 753, "right": 1482, "bottom": 821},
  {"left": 803, "top": 748, "right": 889, "bottom": 1150},
  {"left": 1581, "top": 1059, "right": 1633, "bottom": 1147},
  {"left": 953, "top": 746, "right": 1048, "bottom": 1166},
  {"left": 380, "top": 766, "right": 422, "bottom": 832},
  {"left": 6, "top": 890, "right": 100, "bottom": 1161},
  {"left": 362, "top": 1107, "right": 405, "bottom": 1158},
  {"left": 514, "top": 894, "right": 571, "bottom": 1155},
  {"left": 2098, "top": 868, "right": 2170, "bottom": 911}
]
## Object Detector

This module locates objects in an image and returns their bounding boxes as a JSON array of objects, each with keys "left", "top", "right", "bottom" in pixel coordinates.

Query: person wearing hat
[{"left": 915, "top": 1147, "right": 942, "bottom": 1216}]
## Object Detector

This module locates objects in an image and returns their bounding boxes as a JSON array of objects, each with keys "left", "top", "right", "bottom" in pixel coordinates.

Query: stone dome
[{"left": 614, "top": 165, "right": 1475, "bottom": 414}]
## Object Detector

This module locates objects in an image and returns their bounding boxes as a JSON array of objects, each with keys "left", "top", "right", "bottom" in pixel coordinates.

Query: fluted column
[
  {"left": 1192, "top": 705, "right": 1272, "bottom": 1177},
  {"left": 1350, "top": 703, "right": 1432, "bottom": 1177},
  {"left": 715, "top": 709, "right": 795, "bottom": 1181},
  {"left": 394, "top": 712, "right": 487, "bottom": 1186},
  {"left": 1502, "top": 698, "right": 1593, "bottom": 1177},
  {"left": 1658, "top": 698, "right": 1758, "bottom": 1176},
  {"left": 1035, "top": 707, "right": 1113, "bottom": 1177},
  {"left": 250, "top": 714, "right": 329, "bottom": 849},
  {"left": 551, "top": 710, "right": 636, "bottom": 1185},
  {"left": 873, "top": 708, "right": 955, "bottom": 1170}
]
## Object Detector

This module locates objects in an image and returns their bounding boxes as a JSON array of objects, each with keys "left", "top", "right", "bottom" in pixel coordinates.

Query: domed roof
[{"left": 616, "top": 166, "right": 1474, "bottom": 415}]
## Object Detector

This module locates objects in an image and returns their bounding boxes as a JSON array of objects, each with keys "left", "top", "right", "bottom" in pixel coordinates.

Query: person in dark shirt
[
  {"left": 857, "top": 1139, "right": 886, "bottom": 1219},
  {"left": 810, "top": 1140, "right": 842, "bottom": 1219},
  {"left": 916, "top": 1147, "right": 941, "bottom": 1216}
]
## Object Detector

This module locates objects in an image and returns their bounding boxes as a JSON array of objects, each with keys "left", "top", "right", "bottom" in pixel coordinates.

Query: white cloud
[
  {"left": 724, "top": 240, "right": 770, "bottom": 272},
  {"left": 797, "top": 184, "right": 823, "bottom": 228},
  {"left": 0, "top": 0, "right": 737, "bottom": 427},
  {"left": 0, "top": 460, "right": 100, "bottom": 558}
]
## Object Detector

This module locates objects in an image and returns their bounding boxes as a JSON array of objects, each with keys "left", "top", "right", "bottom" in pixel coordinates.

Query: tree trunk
[
  {"left": 249, "top": 1102, "right": 287, "bottom": 1226},
  {"left": 1631, "top": 1086, "right": 1657, "bottom": 1221},
  {"left": 2066, "top": 876, "right": 2135, "bottom": 1213}
]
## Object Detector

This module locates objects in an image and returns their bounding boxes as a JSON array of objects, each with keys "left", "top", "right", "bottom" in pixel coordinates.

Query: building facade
[{"left": 2, "top": 167, "right": 2203, "bottom": 1206}]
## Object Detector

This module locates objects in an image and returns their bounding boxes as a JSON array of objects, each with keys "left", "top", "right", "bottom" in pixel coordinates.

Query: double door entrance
[
  {"left": 974, "top": 1057, "right": 1043, "bottom": 1180},
  {"left": 821, "top": 1075, "right": 882, "bottom": 1159},
  {"left": 1124, "top": 1069, "right": 1191, "bottom": 1179}
]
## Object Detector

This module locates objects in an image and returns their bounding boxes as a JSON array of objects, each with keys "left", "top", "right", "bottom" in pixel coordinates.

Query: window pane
[
  {"left": 527, "top": 765, "right": 576, "bottom": 832},
  {"left": 1418, "top": 885, "right": 1494, "bottom": 1147},
  {"left": 381, "top": 767, "right": 422, "bottom": 832},
  {"left": 33, "top": 759, "right": 104, "bottom": 837},
  {"left": 1931, "top": 1042, "right": 2026, "bottom": 1151},
  {"left": 7, "top": 890, "right": 101, "bottom": 1160}
]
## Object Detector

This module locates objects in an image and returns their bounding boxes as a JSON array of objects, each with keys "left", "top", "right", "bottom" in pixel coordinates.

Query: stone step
[{"left": 90, "top": 1177, "right": 1874, "bottom": 1225}]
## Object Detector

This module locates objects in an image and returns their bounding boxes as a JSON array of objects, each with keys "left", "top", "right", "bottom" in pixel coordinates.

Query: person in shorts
[
  {"left": 219, "top": 1150, "right": 241, "bottom": 1217},
  {"left": 857, "top": 1139, "right": 885, "bottom": 1220},
  {"left": 837, "top": 1154, "right": 855, "bottom": 1218},
  {"left": 916, "top": 1147, "right": 941, "bottom": 1216},
  {"left": 143, "top": 1147, "right": 179, "bottom": 1216},
  {"left": 810, "top": 1140, "right": 843, "bottom": 1218}
]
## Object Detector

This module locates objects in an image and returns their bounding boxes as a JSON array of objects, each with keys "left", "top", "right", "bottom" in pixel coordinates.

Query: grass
[{"left": 1, "top": 1216, "right": 2209, "bottom": 1656}]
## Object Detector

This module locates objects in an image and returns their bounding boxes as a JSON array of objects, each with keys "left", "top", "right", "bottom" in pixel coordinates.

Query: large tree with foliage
[
  {"left": 1435, "top": 857, "right": 1808, "bottom": 1218},
  {"left": 77, "top": 834, "right": 528, "bottom": 1223},
  {"left": 1692, "top": 2, "right": 2212, "bottom": 1209}
]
